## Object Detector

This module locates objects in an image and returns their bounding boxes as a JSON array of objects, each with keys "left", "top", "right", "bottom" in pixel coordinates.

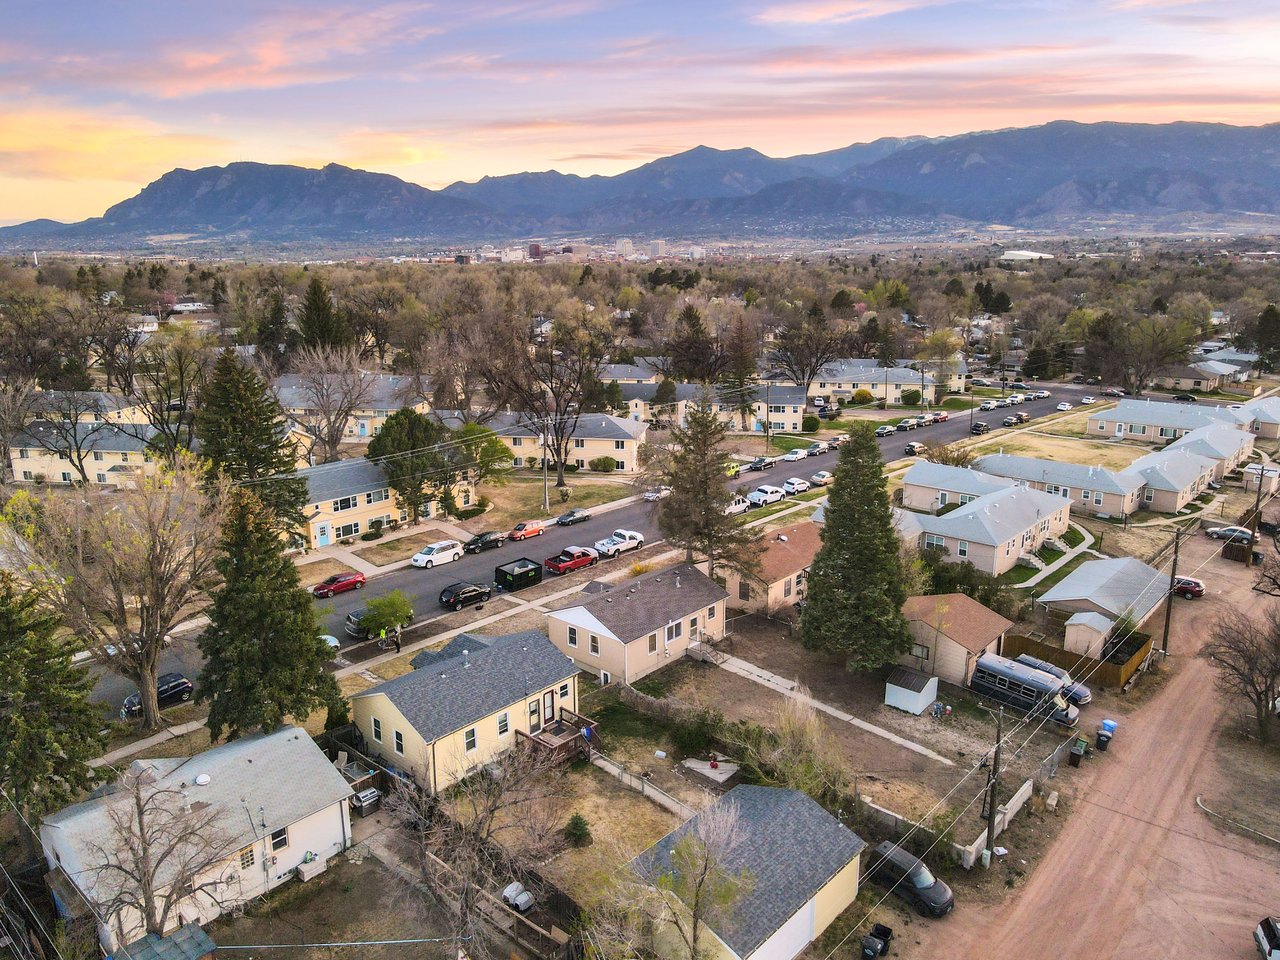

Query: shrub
[
  {"left": 563, "top": 463, "right": 579, "bottom": 473},
  {"left": 671, "top": 708, "right": 722, "bottom": 754},
  {"left": 359, "top": 530, "right": 382, "bottom": 541},
  {"left": 454, "top": 506, "right": 486, "bottom": 521},
  {"left": 563, "top": 813, "right": 593, "bottom": 847},
  {"left": 588, "top": 456, "right": 616, "bottom": 473},
  {"left": 902, "top": 388, "right": 922, "bottom": 406},
  {"left": 628, "top": 561, "right": 654, "bottom": 578},
  {"left": 937, "top": 502, "right": 962, "bottom": 515},
  {"left": 852, "top": 389, "right": 875, "bottom": 406},
  {"left": 801, "top": 414, "right": 820, "bottom": 433}
]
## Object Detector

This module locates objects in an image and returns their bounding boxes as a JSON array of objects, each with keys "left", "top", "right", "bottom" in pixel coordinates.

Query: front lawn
[
  {"left": 297, "top": 557, "right": 359, "bottom": 588},
  {"left": 1014, "top": 552, "right": 1091, "bottom": 594},
  {"left": 464, "top": 477, "right": 631, "bottom": 532},
  {"left": 999, "top": 563, "right": 1040, "bottom": 586},
  {"left": 1061, "top": 525, "right": 1085, "bottom": 548},
  {"left": 1036, "top": 544, "right": 1065, "bottom": 565},
  {"left": 351, "top": 527, "right": 452, "bottom": 566}
]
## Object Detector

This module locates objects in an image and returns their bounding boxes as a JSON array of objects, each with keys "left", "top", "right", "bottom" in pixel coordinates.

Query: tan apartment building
[
  {"left": 1086, "top": 398, "right": 1250, "bottom": 442},
  {"left": 1244, "top": 396, "right": 1280, "bottom": 439},
  {"left": 972, "top": 453, "right": 1145, "bottom": 518},
  {"left": 10, "top": 421, "right": 157, "bottom": 487},
  {"left": 28, "top": 389, "right": 149, "bottom": 424},
  {"left": 350, "top": 631, "right": 580, "bottom": 794},
  {"left": 274, "top": 373, "right": 429, "bottom": 443},
  {"left": 900, "top": 593, "right": 1014, "bottom": 687},
  {"left": 720, "top": 520, "right": 821, "bottom": 614},
  {"left": 1120, "top": 448, "right": 1216, "bottom": 513},
  {"left": 546, "top": 563, "right": 728, "bottom": 684},
  {"left": 1166, "top": 423, "right": 1254, "bottom": 479},
  {"left": 484, "top": 412, "right": 649, "bottom": 474},
  {"left": 900, "top": 461, "right": 1016, "bottom": 513}
]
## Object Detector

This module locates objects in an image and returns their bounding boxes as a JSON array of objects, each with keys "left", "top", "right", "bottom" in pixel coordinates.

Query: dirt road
[{"left": 917, "top": 537, "right": 1280, "bottom": 960}]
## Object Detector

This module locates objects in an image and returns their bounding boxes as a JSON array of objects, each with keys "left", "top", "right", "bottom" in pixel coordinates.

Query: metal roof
[
  {"left": 973, "top": 453, "right": 1143, "bottom": 496},
  {"left": 1039, "top": 557, "right": 1166, "bottom": 622},
  {"left": 1166, "top": 423, "right": 1254, "bottom": 461},
  {"left": 896, "top": 485, "right": 1068, "bottom": 547},
  {"left": 886, "top": 666, "right": 934, "bottom": 693},
  {"left": 15, "top": 421, "right": 154, "bottom": 453},
  {"left": 437, "top": 411, "right": 648, "bottom": 442},
  {"left": 1087, "top": 398, "right": 1249, "bottom": 431},
  {"left": 1121, "top": 448, "right": 1216, "bottom": 492}
]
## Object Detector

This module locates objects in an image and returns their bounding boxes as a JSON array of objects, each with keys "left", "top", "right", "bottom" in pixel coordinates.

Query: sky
[{"left": 2, "top": 0, "right": 1278, "bottom": 224}]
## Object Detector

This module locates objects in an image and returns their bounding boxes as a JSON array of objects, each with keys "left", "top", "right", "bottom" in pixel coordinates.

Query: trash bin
[
  {"left": 1068, "top": 737, "right": 1087, "bottom": 768},
  {"left": 1096, "top": 730, "right": 1112, "bottom": 752},
  {"left": 860, "top": 934, "right": 887, "bottom": 958},
  {"left": 1101, "top": 719, "right": 1118, "bottom": 736}
]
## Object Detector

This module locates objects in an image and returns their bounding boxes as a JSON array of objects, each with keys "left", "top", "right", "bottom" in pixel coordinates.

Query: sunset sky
[{"left": 2, "top": 0, "right": 1278, "bottom": 224}]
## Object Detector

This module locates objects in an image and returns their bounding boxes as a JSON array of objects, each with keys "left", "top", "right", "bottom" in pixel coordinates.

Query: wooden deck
[{"left": 517, "top": 707, "right": 598, "bottom": 763}]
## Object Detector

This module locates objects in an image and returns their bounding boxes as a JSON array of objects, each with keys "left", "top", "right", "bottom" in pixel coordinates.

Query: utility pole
[
  {"left": 983, "top": 707, "right": 1003, "bottom": 869},
  {"left": 1160, "top": 526, "right": 1183, "bottom": 655},
  {"left": 763, "top": 382, "right": 771, "bottom": 454},
  {"left": 1245, "top": 464, "right": 1272, "bottom": 568}
]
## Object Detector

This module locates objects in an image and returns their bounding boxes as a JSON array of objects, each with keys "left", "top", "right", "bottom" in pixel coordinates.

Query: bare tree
[
  {"left": 0, "top": 378, "right": 35, "bottom": 484},
  {"left": 285, "top": 345, "right": 375, "bottom": 463},
  {"left": 21, "top": 391, "right": 116, "bottom": 484},
  {"left": 923, "top": 441, "right": 976, "bottom": 468},
  {"left": 1201, "top": 607, "right": 1280, "bottom": 744},
  {"left": 87, "top": 768, "right": 240, "bottom": 945},
  {"left": 768, "top": 312, "right": 850, "bottom": 399},
  {"left": 344, "top": 282, "right": 405, "bottom": 368},
  {"left": 121, "top": 328, "right": 213, "bottom": 465},
  {"left": 12, "top": 455, "right": 230, "bottom": 730},
  {"left": 720, "top": 691, "right": 848, "bottom": 801}
]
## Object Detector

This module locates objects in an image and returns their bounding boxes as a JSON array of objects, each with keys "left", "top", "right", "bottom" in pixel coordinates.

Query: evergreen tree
[
  {"left": 876, "top": 327, "right": 897, "bottom": 367},
  {"left": 195, "top": 351, "right": 307, "bottom": 531},
  {"left": 257, "top": 290, "right": 291, "bottom": 356},
  {"left": 830, "top": 289, "right": 855, "bottom": 313},
  {"left": 800, "top": 424, "right": 911, "bottom": 670},
  {"left": 667, "top": 304, "right": 724, "bottom": 382},
  {"left": 0, "top": 574, "right": 103, "bottom": 827},
  {"left": 367, "top": 408, "right": 457, "bottom": 521},
  {"left": 648, "top": 396, "right": 759, "bottom": 579},
  {"left": 198, "top": 492, "right": 341, "bottom": 741},
  {"left": 1256, "top": 304, "right": 1280, "bottom": 372},
  {"left": 297, "top": 277, "right": 348, "bottom": 348}
]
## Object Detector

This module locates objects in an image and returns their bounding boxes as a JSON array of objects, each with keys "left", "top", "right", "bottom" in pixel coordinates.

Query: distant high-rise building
[
  {"left": 688, "top": 245, "right": 705, "bottom": 260},
  {"left": 649, "top": 240, "right": 667, "bottom": 258},
  {"left": 528, "top": 243, "right": 543, "bottom": 261},
  {"left": 615, "top": 238, "right": 634, "bottom": 257}
]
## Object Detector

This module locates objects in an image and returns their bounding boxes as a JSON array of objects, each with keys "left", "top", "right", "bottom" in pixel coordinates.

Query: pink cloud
[{"left": 753, "top": 0, "right": 948, "bottom": 25}]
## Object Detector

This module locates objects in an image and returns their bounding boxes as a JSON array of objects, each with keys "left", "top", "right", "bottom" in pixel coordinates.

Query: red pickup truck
[{"left": 545, "top": 546, "right": 599, "bottom": 575}]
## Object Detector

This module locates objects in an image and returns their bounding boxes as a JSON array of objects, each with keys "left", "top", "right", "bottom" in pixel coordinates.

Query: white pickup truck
[{"left": 593, "top": 529, "right": 645, "bottom": 559}]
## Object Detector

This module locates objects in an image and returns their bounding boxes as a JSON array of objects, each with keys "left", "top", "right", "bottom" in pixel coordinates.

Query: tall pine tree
[
  {"left": 195, "top": 351, "right": 307, "bottom": 532},
  {"left": 297, "top": 277, "right": 348, "bottom": 348},
  {"left": 0, "top": 574, "right": 103, "bottom": 826},
  {"left": 1255, "top": 303, "right": 1280, "bottom": 372},
  {"left": 198, "top": 491, "right": 342, "bottom": 740},
  {"left": 800, "top": 424, "right": 911, "bottom": 670}
]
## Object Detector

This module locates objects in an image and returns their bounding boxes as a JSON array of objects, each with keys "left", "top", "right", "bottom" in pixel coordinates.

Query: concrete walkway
[
  {"left": 91, "top": 719, "right": 206, "bottom": 769},
  {"left": 715, "top": 655, "right": 955, "bottom": 766},
  {"left": 1016, "top": 523, "right": 1100, "bottom": 588}
]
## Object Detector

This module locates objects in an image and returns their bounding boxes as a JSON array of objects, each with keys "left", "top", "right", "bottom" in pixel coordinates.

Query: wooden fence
[{"left": 1003, "top": 633, "right": 1153, "bottom": 690}]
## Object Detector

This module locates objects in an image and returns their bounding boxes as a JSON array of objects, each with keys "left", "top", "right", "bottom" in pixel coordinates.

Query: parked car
[
  {"left": 439, "top": 581, "right": 492, "bottom": 611},
  {"left": 556, "top": 508, "right": 592, "bottom": 526},
  {"left": 827, "top": 434, "right": 848, "bottom": 447},
  {"left": 806, "top": 441, "right": 830, "bottom": 456},
  {"left": 1014, "top": 654, "right": 1093, "bottom": 706},
  {"left": 345, "top": 606, "right": 414, "bottom": 639},
  {"left": 724, "top": 495, "right": 751, "bottom": 516},
  {"left": 1102, "top": 387, "right": 1126, "bottom": 397},
  {"left": 896, "top": 418, "right": 918, "bottom": 432},
  {"left": 1086, "top": 376, "right": 1101, "bottom": 385},
  {"left": 809, "top": 470, "right": 834, "bottom": 486},
  {"left": 320, "top": 635, "right": 341, "bottom": 654},
  {"left": 1174, "top": 575, "right": 1205, "bottom": 599},
  {"left": 312, "top": 572, "right": 366, "bottom": 598},
  {"left": 875, "top": 424, "right": 897, "bottom": 437},
  {"left": 724, "top": 460, "right": 742, "bottom": 479},
  {"left": 1081, "top": 396, "right": 1097, "bottom": 405},
  {"left": 121, "top": 672, "right": 194, "bottom": 720},
  {"left": 970, "top": 421, "right": 991, "bottom": 435},
  {"left": 746, "top": 456, "right": 776, "bottom": 472},
  {"left": 865, "top": 841, "right": 954, "bottom": 917},
  {"left": 979, "top": 400, "right": 997, "bottom": 412},
  {"left": 1206, "top": 525, "right": 1256, "bottom": 543},
  {"left": 932, "top": 410, "right": 950, "bottom": 422},
  {"left": 904, "top": 441, "right": 927, "bottom": 456},
  {"left": 1013, "top": 411, "right": 1030, "bottom": 423},
  {"left": 782, "top": 448, "right": 808, "bottom": 462},
  {"left": 747, "top": 485, "right": 785, "bottom": 507},
  {"left": 410, "top": 539, "right": 463, "bottom": 569},
  {"left": 594, "top": 529, "right": 645, "bottom": 558},
  {"left": 464, "top": 531, "right": 507, "bottom": 554},
  {"left": 1008, "top": 394, "right": 1025, "bottom": 404},
  {"left": 509, "top": 519, "right": 547, "bottom": 541},
  {"left": 1255, "top": 916, "right": 1280, "bottom": 960},
  {"left": 1071, "top": 375, "right": 1086, "bottom": 384},
  {"left": 783, "top": 477, "right": 811, "bottom": 494},
  {"left": 545, "top": 546, "right": 599, "bottom": 575},
  {"left": 916, "top": 412, "right": 937, "bottom": 426},
  {"left": 995, "top": 398, "right": 1011, "bottom": 408},
  {"left": 1056, "top": 401, "right": 1074, "bottom": 412},
  {"left": 1172, "top": 393, "right": 1198, "bottom": 403},
  {"left": 1010, "top": 381, "right": 1030, "bottom": 390},
  {"left": 642, "top": 486, "right": 672, "bottom": 502},
  {"left": 970, "top": 377, "right": 990, "bottom": 387},
  {"left": 1002, "top": 415, "right": 1019, "bottom": 427}
]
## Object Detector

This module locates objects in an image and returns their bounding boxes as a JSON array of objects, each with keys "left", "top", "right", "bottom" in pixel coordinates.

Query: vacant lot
[
  {"left": 297, "top": 557, "right": 358, "bottom": 589},
  {"left": 972, "top": 430, "right": 1147, "bottom": 472},
  {"left": 353, "top": 527, "right": 454, "bottom": 566},
  {"left": 1201, "top": 726, "right": 1280, "bottom": 841},
  {"left": 465, "top": 477, "right": 632, "bottom": 533}
]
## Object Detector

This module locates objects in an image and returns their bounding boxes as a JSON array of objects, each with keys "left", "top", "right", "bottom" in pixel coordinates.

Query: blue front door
[
  {"left": 316, "top": 523, "right": 331, "bottom": 547},
  {"left": 358, "top": 420, "right": 369, "bottom": 437}
]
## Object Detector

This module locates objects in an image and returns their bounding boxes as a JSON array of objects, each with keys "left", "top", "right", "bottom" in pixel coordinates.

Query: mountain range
[{"left": 6, "top": 120, "right": 1280, "bottom": 249}]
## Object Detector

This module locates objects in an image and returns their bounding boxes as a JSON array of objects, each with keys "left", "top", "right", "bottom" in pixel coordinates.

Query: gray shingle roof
[
  {"left": 1244, "top": 396, "right": 1280, "bottom": 425},
  {"left": 813, "top": 359, "right": 938, "bottom": 386},
  {"left": 1121, "top": 449, "right": 1215, "bottom": 492},
  {"left": 1088, "top": 398, "right": 1249, "bottom": 431},
  {"left": 902, "top": 461, "right": 1016, "bottom": 498},
  {"left": 410, "top": 633, "right": 493, "bottom": 669},
  {"left": 123, "top": 924, "right": 217, "bottom": 960},
  {"left": 600, "top": 363, "right": 658, "bottom": 381},
  {"left": 437, "top": 411, "right": 648, "bottom": 442},
  {"left": 634, "top": 786, "right": 866, "bottom": 959},
  {"left": 896, "top": 485, "right": 1067, "bottom": 547},
  {"left": 15, "top": 420, "right": 154, "bottom": 453},
  {"left": 973, "top": 453, "right": 1143, "bottom": 496},
  {"left": 273, "top": 373, "right": 421, "bottom": 410},
  {"left": 553, "top": 563, "right": 728, "bottom": 642},
  {"left": 297, "top": 457, "right": 388, "bottom": 504},
  {"left": 1039, "top": 557, "right": 1166, "bottom": 622},
  {"left": 29, "top": 390, "right": 134, "bottom": 415},
  {"left": 353, "top": 631, "right": 577, "bottom": 743},
  {"left": 618, "top": 382, "right": 703, "bottom": 403}
]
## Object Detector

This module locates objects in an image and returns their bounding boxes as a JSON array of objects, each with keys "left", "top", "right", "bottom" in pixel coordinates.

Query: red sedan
[{"left": 312, "top": 572, "right": 366, "bottom": 598}]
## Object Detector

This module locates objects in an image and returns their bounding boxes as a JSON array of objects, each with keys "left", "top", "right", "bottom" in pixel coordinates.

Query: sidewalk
[
  {"left": 91, "top": 719, "right": 205, "bottom": 769},
  {"left": 1017, "top": 523, "right": 1100, "bottom": 588}
]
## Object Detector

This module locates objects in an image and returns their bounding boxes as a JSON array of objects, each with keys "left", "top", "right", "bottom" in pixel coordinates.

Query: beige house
[
  {"left": 11, "top": 421, "right": 157, "bottom": 487},
  {"left": 893, "top": 486, "right": 1071, "bottom": 577},
  {"left": 1150, "top": 362, "right": 1228, "bottom": 393},
  {"left": 546, "top": 563, "right": 729, "bottom": 684},
  {"left": 721, "top": 520, "right": 821, "bottom": 614},
  {"left": 1166, "top": 423, "right": 1254, "bottom": 479},
  {"left": 765, "top": 358, "right": 944, "bottom": 404},
  {"left": 274, "top": 373, "right": 429, "bottom": 443},
  {"left": 1243, "top": 396, "right": 1280, "bottom": 439},
  {"left": 900, "top": 461, "right": 1015, "bottom": 513},
  {"left": 350, "top": 631, "right": 582, "bottom": 794},
  {"left": 482, "top": 412, "right": 649, "bottom": 474},
  {"left": 600, "top": 362, "right": 660, "bottom": 384},
  {"left": 634, "top": 786, "right": 866, "bottom": 960},
  {"left": 972, "top": 453, "right": 1145, "bottom": 518},
  {"left": 1120, "top": 449, "right": 1215, "bottom": 513},
  {"left": 1086, "top": 398, "right": 1250, "bottom": 442},
  {"left": 29, "top": 390, "right": 149, "bottom": 424},
  {"left": 900, "top": 593, "right": 1014, "bottom": 687}
]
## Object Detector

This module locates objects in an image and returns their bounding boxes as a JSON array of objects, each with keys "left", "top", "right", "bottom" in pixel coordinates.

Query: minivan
[
  {"left": 1014, "top": 653, "right": 1092, "bottom": 706},
  {"left": 865, "top": 841, "right": 954, "bottom": 917}
]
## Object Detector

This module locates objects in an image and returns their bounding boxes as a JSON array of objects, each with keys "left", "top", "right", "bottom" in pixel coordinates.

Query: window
[
  {"left": 707, "top": 605, "right": 716, "bottom": 619},
  {"left": 615, "top": 459, "right": 625, "bottom": 471},
  {"left": 589, "top": 634, "right": 600, "bottom": 655},
  {"left": 394, "top": 730, "right": 404, "bottom": 754},
  {"left": 461, "top": 488, "right": 472, "bottom": 506},
  {"left": 567, "top": 626, "right": 578, "bottom": 648},
  {"left": 924, "top": 533, "right": 946, "bottom": 550},
  {"left": 464, "top": 728, "right": 477, "bottom": 752},
  {"left": 21, "top": 471, "right": 32, "bottom": 481},
  {"left": 614, "top": 440, "right": 625, "bottom": 450},
  {"left": 783, "top": 578, "right": 793, "bottom": 598},
  {"left": 332, "top": 495, "right": 358, "bottom": 512},
  {"left": 513, "top": 457, "right": 523, "bottom": 467},
  {"left": 17, "top": 449, "right": 27, "bottom": 459},
  {"left": 1128, "top": 424, "right": 1146, "bottom": 435},
  {"left": 738, "top": 580, "right": 751, "bottom": 601},
  {"left": 511, "top": 437, "right": 523, "bottom": 447},
  {"left": 559, "top": 682, "right": 570, "bottom": 699},
  {"left": 1159, "top": 427, "right": 1176, "bottom": 439},
  {"left": 1144, "top": 487, "right": 1154, "bottom": 503},
  {"left": 666, "top": 621, "right": 683, "bottom": 643},
  {"left": 957, "top": 540, "right": 969, "bottom": 558},
  {"left": 96, "top": 473, "right": 106, "bottom": 483},
  {"left": 575, "top": 459, "right": 585, "bottom": 468},
  {"left": 271, "top": 827, "right": 288, "bottom": 851},
  {"left": 239, "top": 847, "right": 256, "bottom": 870},
  {"left": 119, "top": 452, "right": 130, "bottom": 463},
  {"left": 61, "top": 471, "right": 72, "bottom": 483},
  {"left": 529, "top": 700, "right": 539, "bottom": 724},
  {"left": 648, "top": 633, "right": 658, "bottom": 654},
  {"left": 93, "top": 450, "right": 104, "bottom": 461},
  {"left": 959, "top": 494, "right": 976, "bottom": 505},
  {"left": 335, "top": 521, "right": 361, "bottom": 539},
  {"left": 497, "top": 712, "right": 509, "bottom": 736},
  {"left": 911, "top": 643, "right": 930, "bottom": 660},
  {"left": 574, "top": 438, "right": 586, "bottom": 449},
  {"left": 938, "top": 491, "right": 948, "bottom": 506},
  {"left": 365, "top": 488, "right": 388, "bottom": 505},
  {"left": 372, "top": 718, "right": 382, "bottom": 742}
]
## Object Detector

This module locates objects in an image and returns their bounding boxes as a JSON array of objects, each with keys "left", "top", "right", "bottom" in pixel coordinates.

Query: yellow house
[
  {"left": 29, "top": 390, "right": 150, "bottom": 425},
  {"left": 349, "top": 630, "right": 584, "bottom": 794},
  {"left": 11, "top": 421, "right": 157, "bottom": 487},
  {"left": 633, "top": 785, "right": 867, "bottom": 960},
  {"left": 720, "top": 520, "right": 821, "bottom": 615},
  {"left": 546, "top": 563, "right": 729, "bottom": 685},
  {"left": 273, "top": 373, "right": 430, "bottom": 443},
  {"left": 484, "top": 412, "right": 649, "bottom": 474}
]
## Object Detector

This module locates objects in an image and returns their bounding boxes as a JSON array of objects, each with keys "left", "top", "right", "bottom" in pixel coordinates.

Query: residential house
[
  {"left": 41, "top": 728, "right": 352, "bottom": 952},
  {"left": 634, "top": 785, "right": 866, "bottom": 960},
  {"left": 546, "top": 563, "right": 729, "bottom": 684},
  {"left": 476, "top": 412, "right": 649, "bottom": 473},
  {"left": 720, "top": 520, "right": 821, "bottom": 614},
  {"left": 1086, "top": 398, "right": 1249, "bottom": 442},
  {"left": 1150, "top": 361, "right": 1237, "bottom": 393},
  {"left": 1242, "top": 396, "right": 1280, "bottom": 439},
  {"left": 296, "top": 456, "right": 471, "bottom": 548},
  {"left": 10, "top": 421, "right": 157, "bottom": 487},
  {"left": 1037, "top": 557, "right": 1167, "bottom": 630},
  {"left": 619, "top": 381, "right": 703, "bottom": 427},
  {"left": 892, "top": 485, "right": 1071, "bottom": 577},
  {"left": 600, "top": 362, "right": 660, "bottom": 384},
  {"left": 900, "top": 593, "right": 1015, "bottom": 687},
  {"left": 29, "top": 390, "right": 149, "bottom": 424},
  {"left": 740, "top": 385, "right": 809, "bottom": 434},
  {"left": 273, "top": 373, "right": 429, "bottom": 443},
  {"left": 1200, "top": 347, "right": 1258, "bottom": 378},
  {"left": 972, "top": 453, "right": 1145, "bottom": 517},
  {"left": 1120, "top": 448, "right": 1216, "bottom": 513},
  {"left": 900, "top": 461, "right": 1015, "bottom": 513},
  {"left": 1166, "top": 423, "right": 1254, "bottom": 479},
  {"left": 349, "top": 630, "right": 582, "bottom": 793},
  {"left": 765, "top": 359, "right": 942, "bottom": 405}
]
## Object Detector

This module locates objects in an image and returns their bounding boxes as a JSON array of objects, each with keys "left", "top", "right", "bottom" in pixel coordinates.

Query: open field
[
  {"left": 971, "top": 430, "right": 1147, "bottom": 471},
  {"left": 1201, "top": 725, "right": 1280, "bottom": 841},
  {"left": 463, "top": 477, "right": 632, "bottom": 533},
  {"left": 352, "top": 527, "right": 453, "bottom": 566}
]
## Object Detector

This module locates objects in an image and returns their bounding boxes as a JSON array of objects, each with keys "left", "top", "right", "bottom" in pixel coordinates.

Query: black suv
[
  {"left": 866, "top": 841, "right": 954, "bottom": 917},
  {"left": 464, "top": 531, "right": 507, "bottom": 554},
  {"left": 439, "top": 581, "right": 493, "bottom": 611},
  {"left": 970, "top": 421, "right": 991, "bottom": 435},
  {"left": 121, "top": 672, "right": 193, "bottom": 720}
]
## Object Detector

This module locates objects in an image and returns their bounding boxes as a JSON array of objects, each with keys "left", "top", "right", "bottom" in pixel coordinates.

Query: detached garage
[{"left": 634, "top": 786, "right": 867, "bottom": 960}]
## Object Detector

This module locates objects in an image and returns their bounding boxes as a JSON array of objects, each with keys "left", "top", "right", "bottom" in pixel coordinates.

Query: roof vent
[
  {"left": 777, "top": 534, "right": 788, "bottom": 542},
  {"left": 194, "top": 774, "right": 211, "bottom": 787}
]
